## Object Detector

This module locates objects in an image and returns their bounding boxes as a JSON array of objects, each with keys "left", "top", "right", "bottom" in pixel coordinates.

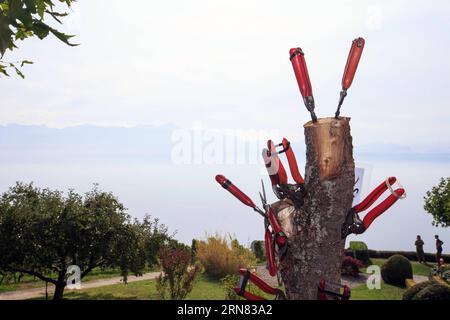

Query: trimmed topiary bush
[
  {"left": 349, "top": 241, "right": 371, "bottom": 265},
  {"left": 403, "top": 280, "right": 434, "bottom": 300},
  {"left": 381, "top": 254, "right": 413, "bottom": 286},
  {"left": 412, "top": 283, "right": 450, "bottom": 300}
]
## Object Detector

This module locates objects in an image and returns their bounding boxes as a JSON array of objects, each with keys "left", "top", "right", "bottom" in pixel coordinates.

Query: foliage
[
  {"left": 402, "top": 280, "right": 434, "bottom": 300},
  {"left": 423, "top": 177, "right": 450, "bottom": 228},
  {"left": 138, "top": 215, "right": 174, "bottom": 268},
  {"left": 341, "top": 256, "right": 363, "bottom": 277},
  {"left": 0, "top": 182, "right": 149, "bottom": 299},
  {"left": 196, "top": 234, "right": 257, "bottom": 279},
  {"left": 348, "top": 241, "right": 371, "bottom": 265},
  {"left": 251, "top": 240, "right": 265, "bottom": 262},
  {"left": 0, "top": 0, "right": 77, "bottom": 78},
  {"left": 381, "top": 255, "right": 413, "bottom": 287},
  {"left": 191, "top": 239, "right": 198, "bottom": 263},
  {"left": 412, "top": 283, "right": 450, "bottom": 300},
  {"left": 349, "top": 241, "right": 368, "bottom": 251},
  {"left": 155, "top": 246, "right": 201, "bottom": 300}
]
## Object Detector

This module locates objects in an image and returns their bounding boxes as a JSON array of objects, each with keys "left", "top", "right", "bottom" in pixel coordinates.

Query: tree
[
  {"left": 273, "top": 119, "right": 355, "bottom": 299},
  {"left": 0, "top": 0, "right": 77, "bottom": 78},
  {"left": 251, "top": 240, "right": 265, "bottom": 261},
  {"left": 424, "top": 177, "right": 450, "bottom": 228},
  {"left": 0, "top": 182, "right": 145, "bottom": 300}
]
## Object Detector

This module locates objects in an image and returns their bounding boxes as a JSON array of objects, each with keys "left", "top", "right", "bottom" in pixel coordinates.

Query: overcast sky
[{"left": 1, "top": 0, "right": 450, "bottom": 152}]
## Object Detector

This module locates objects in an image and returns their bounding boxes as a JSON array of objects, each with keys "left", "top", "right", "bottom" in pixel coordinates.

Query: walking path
[
  {"left": 256, "top": 265, "right": 430, "bottom": 289},
  {"left": 0, "top": 272, "right": 161, "bottom": 300}
]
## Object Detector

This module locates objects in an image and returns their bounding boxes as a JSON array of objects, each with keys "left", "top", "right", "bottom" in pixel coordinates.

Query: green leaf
[
  {"left": 0, "top": 12, "right": 13, "bottom": 57},
  {"left": 20, "top": 60, "right": 33, "bottom": 67},
  {"left": 32, "top": 20, "right": 50, "bottom": 39},
  {"left": 0, "top": 64, "right": 10, "bottom": 76},
  {"left": 13, "top": 65, "right": 24, "bottom": 78},
  {"left": 36, "top": 0, "right": 45, "bottom": 18}
]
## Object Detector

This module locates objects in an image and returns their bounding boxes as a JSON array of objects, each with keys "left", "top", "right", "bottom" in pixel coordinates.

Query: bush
[
  {"left": 196, "top": 234, "right": 257, "bottom": 279},
  {"left": 341, "top": 256, "right": 364, "bottom": 277},
  {"left": 349, "top": 241, "right": 371, "bottom": 265},
  {"left": 155, "top": 246, "right": 201, "bottom": 300},
  {"left": 381, "top": 254, "right": 413, "bottom": 286},
  {"left": 251, "top": 240, "right": 266, "bottom": 262},
  {"left": 403, "top": 281, "right": 434, "bottom": 300},
  {"left": 412, "top": 283, "right": 450, "bottom": 300}
]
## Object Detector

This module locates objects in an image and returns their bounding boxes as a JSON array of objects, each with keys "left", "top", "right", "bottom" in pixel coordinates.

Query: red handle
[
  {"left": 268, "top": 209, "right": 283, "bottom": 234},
  {"left": 354, "top": 177, "right": 396, "bottom": 213},
  {"left": 362, "top": 188, "right": 405, "bottom": 229},
  {"left": 282, "top": 138, "right": 305, "bottom": 184},
  {"left": 290, "top": 47, "right": 313, "bottom": 98},
  {"left": 215, "top": 175, "right": 256, "bottom": 209},
  {"left": 237, "top": 269, "right": 279, "bottom": 295},
  {"left": 265, "top": 229, "right": 277, "bottom": 277},
  {"left": 342, "top": 37, "right": 365, "bottom": 90}
]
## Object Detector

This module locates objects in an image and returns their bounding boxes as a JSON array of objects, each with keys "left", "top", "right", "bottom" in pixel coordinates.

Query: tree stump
[{"left": 274, "top": 117, "right": 355, "bottom": 300}]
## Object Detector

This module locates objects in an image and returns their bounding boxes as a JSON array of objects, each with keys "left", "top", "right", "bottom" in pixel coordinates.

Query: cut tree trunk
[{"left": 274, "top": 117, "right": 355, "bottom": 300}]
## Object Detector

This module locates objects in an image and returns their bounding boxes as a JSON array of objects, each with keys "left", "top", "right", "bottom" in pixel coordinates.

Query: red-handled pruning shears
[
  {"left": 262, "top": 138, "right": 306, "bottom": 208},
  {"left": 290, "top": 47, "right": 318, "bottom": 122},
  {"left": 318, "top": 279, "right": 351, "bottom": 300},
  {"left": 335, "top": 37, "right": 365, "bottom": 119},
  {"left": 215, "top": 175, "right": 288, "bottom": 277},
  {"left": 341, "top": 177, "right": 406, "bottom": 239},
  {"left": 235, "top": 269, "right": 286, "bottom": 300}
]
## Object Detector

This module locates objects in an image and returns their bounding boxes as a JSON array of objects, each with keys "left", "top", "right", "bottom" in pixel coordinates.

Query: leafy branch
[{"left": 0, "top": 0, "right": 78, "bottom": 78}]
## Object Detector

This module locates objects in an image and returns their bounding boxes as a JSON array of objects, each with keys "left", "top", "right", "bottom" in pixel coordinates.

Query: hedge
[{"left": 345, "top": 250, "right": 450, "bottom": 263}]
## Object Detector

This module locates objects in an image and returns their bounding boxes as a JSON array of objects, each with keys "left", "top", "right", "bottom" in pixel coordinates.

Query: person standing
[
  {"left": 415, "top": 235, "right": 425, "bottom": 264},
  {"left": 435, "top": 235, "right": 444, "bottom": 265}
]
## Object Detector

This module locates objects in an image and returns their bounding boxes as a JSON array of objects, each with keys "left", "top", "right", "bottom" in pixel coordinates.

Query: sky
[{"left": 0, "top": 1, "right": 449, "bottom": 250}]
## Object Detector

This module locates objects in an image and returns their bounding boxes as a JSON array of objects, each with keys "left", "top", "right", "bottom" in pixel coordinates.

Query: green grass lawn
[
  {"left": 61, "top": 274, "right": 408, "bottom": 300},
  {"left": 0, "top": 268, "right": 128, "bottom": 293},
  {"left": 63, "top": 274, "right": 225, "bottom": 300},
  {"left": 351, "top": 282, "right": 406, "bottom": 300},
  {"left": 367, "top": 258, "right": 434, "bottom": 277}
]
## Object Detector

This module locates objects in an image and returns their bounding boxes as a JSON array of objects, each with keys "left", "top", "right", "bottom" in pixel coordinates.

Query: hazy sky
[
  {"left": 0, "top": 1, "right": 449, "bottom": 250},
  {"left": 1, "top": 0, "right": 450, "bottom": 151}
]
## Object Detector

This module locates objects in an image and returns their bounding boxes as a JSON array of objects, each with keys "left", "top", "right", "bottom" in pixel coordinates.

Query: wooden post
[{"left": 274, "top": 117, "right": 355, "bottom": 300}]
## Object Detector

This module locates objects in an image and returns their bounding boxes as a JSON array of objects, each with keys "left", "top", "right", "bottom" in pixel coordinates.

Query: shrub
[
  {"left": 155, "top": 246, "right": 201, "bottom": 300},
  {"left": 349, "top": 241, "right": 371, "bottom": 265},
  {"left": 341, "top": 256, "right": 364, "bottom": 277},
  {"left": 381, "top": 254, "right": 413, "bottom": 286},
  {"left": 251, "top": 240, "right": 266, "bottom": 262},
  {"left": 196, "top": 234, "right": 257, "bottom": 279},
  {"left": 403, "top": 280, "right": 434, "bottom": 300},
  {"left": 412, "top": 283, "right": 450, "bottom": 300}
]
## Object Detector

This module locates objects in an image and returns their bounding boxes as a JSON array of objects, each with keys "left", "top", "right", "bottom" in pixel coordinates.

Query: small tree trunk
[
  {"left": 53, "top": 282, "right": 66, "bottom": 300},
  {"left": 275, "top": 117, "right": 355, "bottom": 300},
  {"left": 53, "top": 271, "right": 67, "bottom": 300}
]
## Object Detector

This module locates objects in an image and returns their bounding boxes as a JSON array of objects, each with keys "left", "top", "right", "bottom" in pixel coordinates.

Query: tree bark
[
  {"left": 53, "top": 271, "right": 67, "bottom": 300},
  {"left": 53, "top": 282, "right": 66, "bottom": 300},
  {"left": 275, "top": 117, "right": 355, "bottom": 300}
]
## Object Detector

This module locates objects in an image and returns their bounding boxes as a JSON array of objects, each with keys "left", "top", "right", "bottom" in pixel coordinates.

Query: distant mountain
[{"left": 0, "top": 124, "right": 448, "bottom": 164}]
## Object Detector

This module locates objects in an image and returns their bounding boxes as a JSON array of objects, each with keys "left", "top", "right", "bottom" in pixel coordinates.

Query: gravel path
[{"left": 0, "top": 272, "right": 161, "bottom": 300}]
